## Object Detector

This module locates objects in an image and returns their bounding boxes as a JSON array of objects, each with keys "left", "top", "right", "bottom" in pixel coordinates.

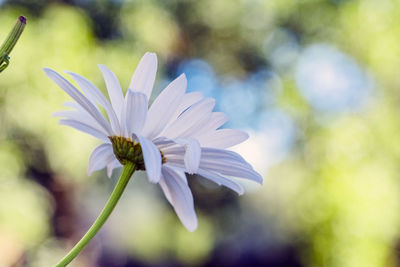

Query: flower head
[{"left": 44, "top": 52, "right": 262, "bottom": 231}]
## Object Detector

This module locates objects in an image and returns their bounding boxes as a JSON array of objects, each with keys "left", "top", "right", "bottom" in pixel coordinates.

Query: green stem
[
  {"left": 55, "top": 162, "right": 136, "bottom": 267},
  {"left": 0, "top": 16, "right": 26, "bottom": 73}
]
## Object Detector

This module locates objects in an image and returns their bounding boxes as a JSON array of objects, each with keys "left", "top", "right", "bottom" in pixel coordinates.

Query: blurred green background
[{"left": 1, "top": 0, "right": 400, "bottom": 266}]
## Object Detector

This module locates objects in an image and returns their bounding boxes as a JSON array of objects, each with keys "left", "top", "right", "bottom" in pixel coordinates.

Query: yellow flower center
[{"left": 108, "top": 136, "right": 165, "bottom": 169}]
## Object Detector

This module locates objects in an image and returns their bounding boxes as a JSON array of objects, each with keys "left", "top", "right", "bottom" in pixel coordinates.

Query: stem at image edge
[
  {"left": 0, "top": 16, "right": 26, "bottom": 73},
  {"left": 55, "top": 162, "right": 136, "bottom": 267}
]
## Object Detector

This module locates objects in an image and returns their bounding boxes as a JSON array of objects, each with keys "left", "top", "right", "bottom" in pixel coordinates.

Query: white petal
[
  {"left": 178, "top": 113, "right": 212, "bottom": 139},
  {"left": 197, "top": 129, "right": 249, "bottom": 149},
  {"left": 158, "top": 173, "right": 173, "bottom": 203},
  {"left": 157, "top": 138, "right": 201, "bottom": 174},
  {"left": 59, "top": 119, "right": 109, "bottom": 141},
  {"left": 129, "top": 52, "right": 158, "bottom": 100},
  {"left": 142, "top": 74, "right": 186, "bottom": 139},
  {"left": 162, "top": 152, "right": 185, "bottom": 161},
  {"left": 171, "top": 92, "right": 203, "bottom": 120},
  {"left": 193, "top": 112, "right": 228, "bottom": 137},
  {"left": 163, "top": 165, "right": 188, "bottom": 184},
  {"left": 59, "top": 102, "right": 114, "bottom": 137},
  {"left": 107, "top": 159, "right": 122, "bottom": 178},
  {"left": 174, "top": 138, "right": 201, "bottom": 174},
  {"left": 199, "top": 158, "right": 263, "bottom": 184},
  {"left": 152, "top": 137, "right": 177, "bottom": 149},
  {"left": 160, "top": 165, "right": 198, "bottom": 231},
  {"left": 53, "top": 110, "right": 106, "bottom": 135},
  {"left": 63, "top": 101, "right": 79, "bottom": 108},
  {"left": 201, "top": 147, "right": 252, "bottom": 168},
  {"left": 162, "top": 98, "right": 216, "bottom": 139},
  {"left": 63, "top": 101, "right": 92, "bottom": 114},
  {"left": 65, "top": 73, "right": 96, "bottom": 105},
  {"left": 88, "top": 144, "right": 115, "bottom": 175},
  {"left": 196, "top": 169, "right": 244, "bottom": 195},
  {"left": 163, "top": 92, "right": 204, "bottom": 130},
  {"left": 98, "top": 64, "right": 125, "bottom": 122},
  {"left": 164, "top": 154, "right": 262, "bottom": 184},
  {"left": 161, "top": 145, "right": 185, "bottom": 156},
  {"left": 66, "top": 71, "right": 121, "bottom": 135},
  {"left": 125, "top": 90, "right": 148, "bottom": 136},
  {"left": 63, "top": 101, "right": 92, "bottom": 113},
  {"left": 136, "top": 135, "right": 162, "bottom": 183},
  {"left": 44, "top": 68, "right": 113, "bottom": 135}
]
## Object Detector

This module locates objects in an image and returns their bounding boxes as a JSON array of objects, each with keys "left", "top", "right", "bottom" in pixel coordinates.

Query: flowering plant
[{"left": 45, "top": 52, "right": 262, "bottom": 266}]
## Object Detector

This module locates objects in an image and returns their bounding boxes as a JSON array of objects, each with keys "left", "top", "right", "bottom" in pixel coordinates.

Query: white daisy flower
[{"left": 44, "top": 52, "right": 262, "bottom": 232}]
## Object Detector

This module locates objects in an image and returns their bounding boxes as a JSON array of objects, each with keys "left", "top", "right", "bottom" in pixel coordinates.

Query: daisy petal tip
[
  {"left": 148, "top": 172, "right": 161, "bottom": 184},
  {"left": 185, "top": 157, "right": 200, "bottom": 174},
  {"left": 187, "top": 226, "right": 197, "bottom": 232},
  {"left": 145, "top": 51, "right": 157, "bottom": 57},
  {"left": 184, "top": 168, "right": 195, "bottom": 175},
  {"left": 178, "top": 73, "right": 187, "bottom": 82},
  {"left": 256, "top": 175, "right": 263, "bottom": 185},
  {"left": 185, "top": 166, "right": 198, "bottom": 176},
  {"left": 181, "top": 75, "right": 188, "bottom": 89},
  {"left": 97, "top": 64, "right": 104, "bottom": 72},
  {"left": 97, "top": 64, "right": 109, "bottom": 73},
  {"left": 185, "top": 219, "right": 198, "bottom": 232},
  {"left": 235, "top": 191, "right": 244, "bottom": 196},
  {"left": 64, "top": 70, "right": 78, "bottom": 78},
  {"left": 174, "top": 73, "right": 187, "bottom": 90},
  {"left": 43, "top": 67, "right": 55, "bottom": 76},
  {"left": 237, "top": 186, "right": 245, "bottom": 196},
  {"left": 236, "top": 130, "right": 249, "bottom": 142},
  {"left": 143, "top": 52, "right": 158, "bottom": 62}
]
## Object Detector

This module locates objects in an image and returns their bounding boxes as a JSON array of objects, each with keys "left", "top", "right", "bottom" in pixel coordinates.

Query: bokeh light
[{"left": 295, "top": 44, "right": 373, "bottom": 113}]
